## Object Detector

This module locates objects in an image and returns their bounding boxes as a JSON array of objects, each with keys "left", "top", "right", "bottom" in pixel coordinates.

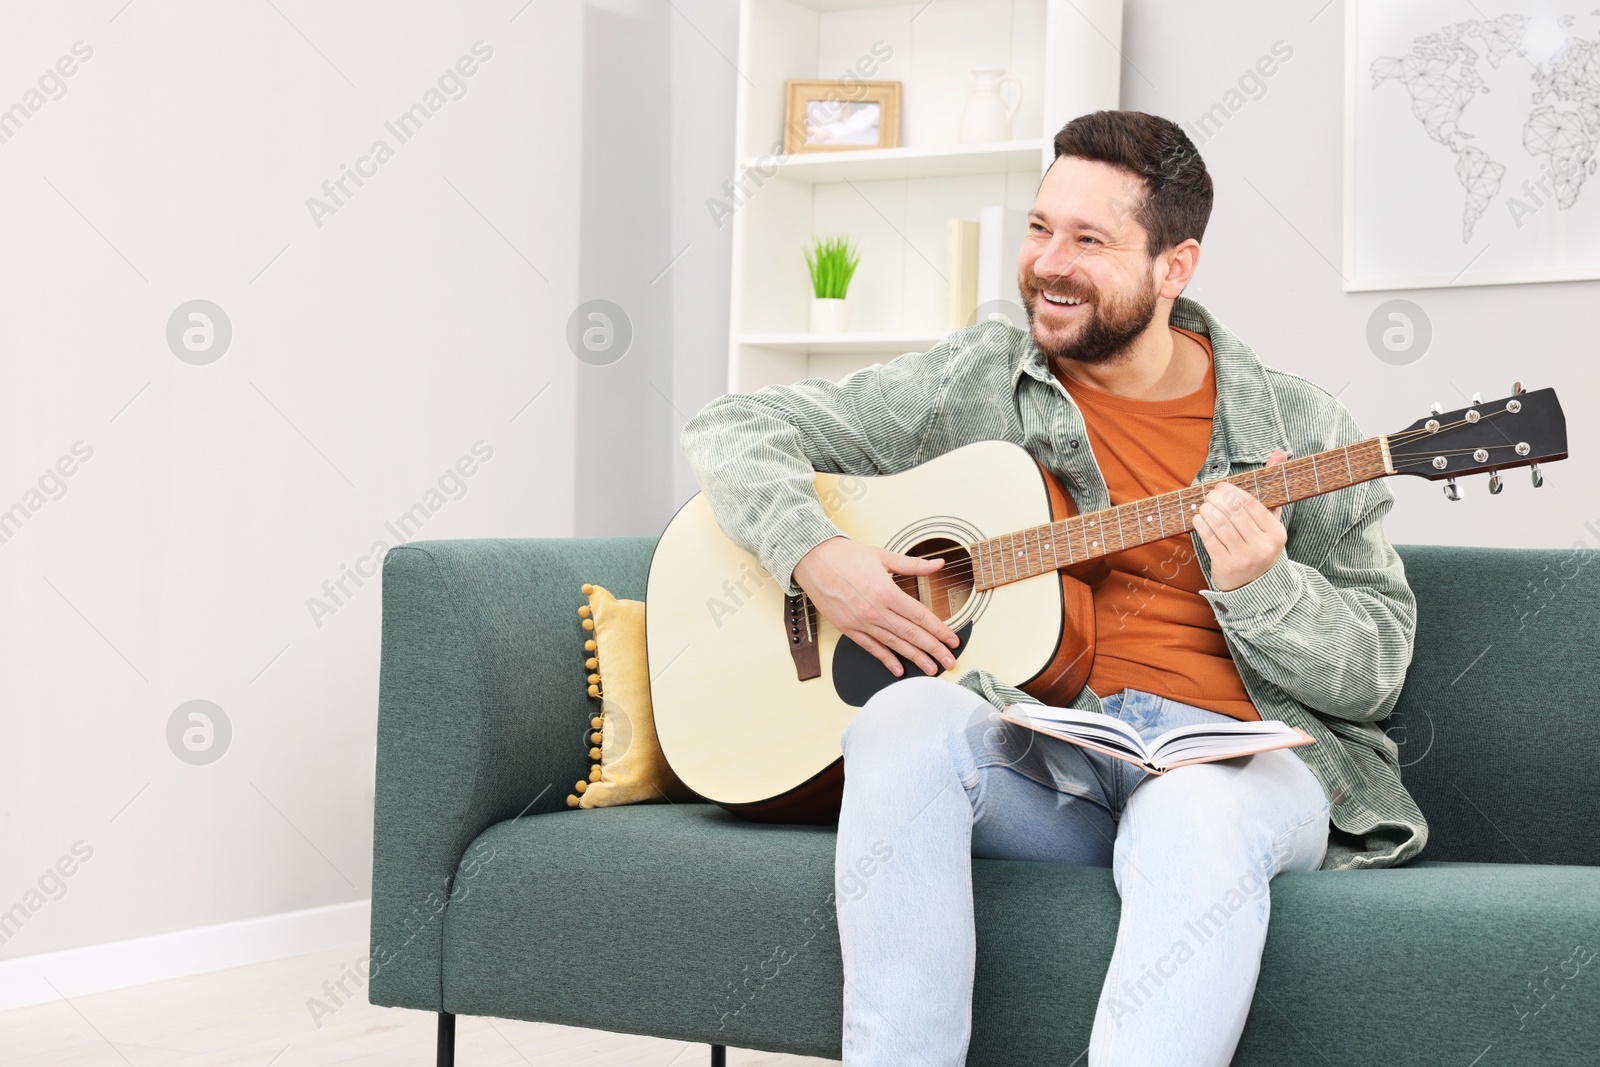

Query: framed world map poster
[{"left": 1344, "top": 1, "right": 1600, "bottom": 289}]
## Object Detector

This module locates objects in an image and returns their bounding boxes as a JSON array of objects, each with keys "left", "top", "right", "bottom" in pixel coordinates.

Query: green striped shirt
[{"left": 681, "top": 296, "right": 1426, "bottom": 870}]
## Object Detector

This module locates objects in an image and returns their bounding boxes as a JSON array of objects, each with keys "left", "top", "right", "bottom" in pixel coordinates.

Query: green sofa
[{"left": 370, "top": 537, "right": 1600, "bottom": 1065}]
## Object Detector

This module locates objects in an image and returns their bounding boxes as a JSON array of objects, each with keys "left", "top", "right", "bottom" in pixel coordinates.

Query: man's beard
[{"left": 1020, "top": 269, "right": 1159, "bottom": 368}]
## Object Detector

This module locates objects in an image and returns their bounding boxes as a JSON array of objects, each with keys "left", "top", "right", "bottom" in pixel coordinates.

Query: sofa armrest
[{"left": 368, "top": 535, "right": 658, "bottom": 1011}]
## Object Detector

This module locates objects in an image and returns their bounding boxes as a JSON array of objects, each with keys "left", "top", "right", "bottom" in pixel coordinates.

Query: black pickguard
[{"left": 831, "top": 622, "right": 974, "bottom": 707}]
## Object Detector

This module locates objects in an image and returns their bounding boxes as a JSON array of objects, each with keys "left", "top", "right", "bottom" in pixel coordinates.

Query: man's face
[{"left": 1018, "top": 156, "right": 1162, "bottom": 367}]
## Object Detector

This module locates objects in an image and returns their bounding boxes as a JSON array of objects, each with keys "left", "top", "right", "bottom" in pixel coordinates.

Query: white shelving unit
[{"left": 727, "top": 0, "right": 1123, "bottom": 393}]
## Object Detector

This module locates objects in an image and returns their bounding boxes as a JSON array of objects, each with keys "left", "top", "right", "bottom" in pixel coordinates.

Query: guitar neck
[{"left": 971, "top": 436, "right": 1395, "bottom": 591}]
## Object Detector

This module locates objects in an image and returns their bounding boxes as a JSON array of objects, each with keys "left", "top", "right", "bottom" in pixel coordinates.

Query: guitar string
[
  {"left": 787, "top": 412, "right": 1536, "bottom": 627},
  {"left": 886, "top": 408, "right": 1526, "bottom": 566},
  {"left": 1389, "top": 444, "right": 1529, "bottom": 458},
  {"left": 872, "top": 444, "right": 1518, "bottom": 581},
  {"left": 792, "top": 408, "right": 1537, "bottom": 605},
  {"left": 886, "top": 441, "right": 1378, "bottom": 569},
  {"left": 1388, "top": 403, "right": 1535, "bottom": 446},
  {"left": 1385, "top": 416, "right": 1503, "bottom": 446}
]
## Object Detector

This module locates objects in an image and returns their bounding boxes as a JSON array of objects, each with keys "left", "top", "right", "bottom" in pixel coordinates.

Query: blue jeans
[{"left": 835, "top": 676, "right": 1331, "bottom": 1067}]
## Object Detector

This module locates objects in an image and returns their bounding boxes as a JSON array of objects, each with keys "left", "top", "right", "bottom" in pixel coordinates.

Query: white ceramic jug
[{"left": 958, "top": 68, "right": 1023, "bottom": 143}]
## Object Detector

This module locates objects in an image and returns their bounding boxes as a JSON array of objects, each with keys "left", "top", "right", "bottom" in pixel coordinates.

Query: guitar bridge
[{"left": 785, "top": 593, "right": 821, "bottom": 681}]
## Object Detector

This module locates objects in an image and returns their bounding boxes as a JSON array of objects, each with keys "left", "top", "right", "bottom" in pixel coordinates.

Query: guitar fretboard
[{"left": 971, "top": 437, "right": 1393, "bottom": 591}]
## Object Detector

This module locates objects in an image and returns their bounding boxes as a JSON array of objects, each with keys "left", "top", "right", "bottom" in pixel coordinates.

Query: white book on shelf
[
  {"left": 976, "top": 206, "right": 1028, "bottom": 316},
  {"left": 945, "top": 219, "right": 980, "bottom": 330}
]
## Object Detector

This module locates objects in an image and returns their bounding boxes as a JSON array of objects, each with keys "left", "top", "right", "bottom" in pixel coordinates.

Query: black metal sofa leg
[
  {"left": 436, "top": 1011, "right": 723, "bottom": 1065},
  {"left": 438, "top": 1012, "right": 455, "bottom": 1066}
]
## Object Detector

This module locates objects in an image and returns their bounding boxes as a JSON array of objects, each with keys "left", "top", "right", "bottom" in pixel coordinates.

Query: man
[{"left": 680, "top": 110, "right": 1426, "bottom": 1066}]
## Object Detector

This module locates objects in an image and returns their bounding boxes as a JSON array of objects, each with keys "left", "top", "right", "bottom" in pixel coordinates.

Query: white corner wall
[{"left": 0, "top": 0, "right": 737, "bottom": 972}]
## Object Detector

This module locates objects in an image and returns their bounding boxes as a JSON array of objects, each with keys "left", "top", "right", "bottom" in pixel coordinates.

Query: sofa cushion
[
  {"left": 442, "top": 803, "right": 1600, "bottom": 1065},
  {"left": 1389, "top": 545, "right": 1600, "bottom": 867}
]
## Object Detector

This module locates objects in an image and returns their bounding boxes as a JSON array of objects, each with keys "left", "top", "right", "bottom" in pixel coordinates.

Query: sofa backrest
[
  {"left": 618, "top": 536, "right": 1596, "bottom": 866},
  {"left": 1390, "top": 544, "right": 1599, "bottom": 867}
]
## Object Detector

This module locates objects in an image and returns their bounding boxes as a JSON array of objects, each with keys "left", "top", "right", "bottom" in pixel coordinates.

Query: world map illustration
[{"left": 1370, "top": 12, "right": 1600, "bottom": 243}]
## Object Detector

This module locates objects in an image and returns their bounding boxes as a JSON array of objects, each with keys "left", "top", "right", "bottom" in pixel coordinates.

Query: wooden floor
[{"left": 0, "top": 945, "right": 842, "bottom": 1066}]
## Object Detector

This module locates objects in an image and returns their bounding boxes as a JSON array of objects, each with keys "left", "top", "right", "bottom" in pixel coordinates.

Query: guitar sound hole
[
  {"left": 888, "top": 536, "right": 974, "bottom": 621},
  {"left": 833, "top": 536, "right": 977, "bottom": 707}
]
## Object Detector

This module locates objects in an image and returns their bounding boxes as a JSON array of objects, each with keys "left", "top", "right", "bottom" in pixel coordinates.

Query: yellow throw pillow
[{"left": 567, "top": 584, "right": 698, "bottom": 809}]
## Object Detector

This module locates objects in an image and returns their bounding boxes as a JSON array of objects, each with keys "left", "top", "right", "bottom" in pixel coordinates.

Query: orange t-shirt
[{"left": 1055, "top": 327, "right": 1260, "bottom": 721}]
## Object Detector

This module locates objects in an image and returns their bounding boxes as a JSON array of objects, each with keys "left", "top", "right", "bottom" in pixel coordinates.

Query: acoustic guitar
[{"left": 646, "top": 386, "right": 1567, "bottom": 823}]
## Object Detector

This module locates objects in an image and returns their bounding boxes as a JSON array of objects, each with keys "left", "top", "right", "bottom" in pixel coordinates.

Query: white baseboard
[{"left": 0, "top": 899, "right": 371, "bottom": 1012}]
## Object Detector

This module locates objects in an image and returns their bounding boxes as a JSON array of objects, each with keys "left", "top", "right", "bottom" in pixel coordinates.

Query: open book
[{"left": 999, "top": 703, "right": 1315, "bottom": 774}]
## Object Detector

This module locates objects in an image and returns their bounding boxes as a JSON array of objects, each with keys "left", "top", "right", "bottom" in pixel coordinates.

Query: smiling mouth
[{"left": 1040, "top": 290, "right": 1087, "bottom": 308}]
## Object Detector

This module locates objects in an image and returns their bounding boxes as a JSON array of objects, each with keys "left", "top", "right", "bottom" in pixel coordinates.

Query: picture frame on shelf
[{"left": 783, "top": 79, "right": 901, "bottom": 155}]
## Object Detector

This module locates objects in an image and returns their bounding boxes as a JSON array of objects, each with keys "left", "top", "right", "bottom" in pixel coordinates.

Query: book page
[
  {"left": 1001, "top": 705, "right": 1314, "bottom": 773},
  {"left": 1146, "top": 720, "right": 1310, "bottom": 765},
  {"left": 1000, "top": 704, "right": 1150, "bottom": 762}
]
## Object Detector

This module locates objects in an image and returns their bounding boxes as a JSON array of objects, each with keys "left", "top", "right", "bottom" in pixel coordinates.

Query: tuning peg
[
  {"left": 1429, "top": 401, "right": 1443, "bottom": 415},
  {"left": 1513, "top": 381, "right": 1525, "bottom": 395},
  {"left": 1531, "top": 463, "right": 1544, "bottom": 488},
  {"left": 1470, "top": 392, "right": 1482, "bottom": 404},
  {"left": 1443, "top": 478, "right": 1464, "bottom": 501},
  {"left": 1488, "top": 470, "right": 1504, "bottom": 495}
]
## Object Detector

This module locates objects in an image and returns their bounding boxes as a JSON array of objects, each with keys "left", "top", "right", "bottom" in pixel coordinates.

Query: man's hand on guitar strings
[
  {"left": 792, "top": 536, "right": 961, "bottom": 678},
  {"left": 1194, "top": 448, "right": 1290, "bottom": 593}
]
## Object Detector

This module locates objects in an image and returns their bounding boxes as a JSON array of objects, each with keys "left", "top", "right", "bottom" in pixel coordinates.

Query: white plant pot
[{"left": 810, "top": 297, "right": 850, "bottom": 334}]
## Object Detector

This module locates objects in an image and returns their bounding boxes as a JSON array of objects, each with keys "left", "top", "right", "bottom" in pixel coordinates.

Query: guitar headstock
[{"left": 1386, "top": 385, "right": 1566, "bottom": 499}]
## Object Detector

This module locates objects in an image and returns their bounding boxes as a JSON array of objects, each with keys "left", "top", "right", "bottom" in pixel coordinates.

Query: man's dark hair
[{"left": 1052, "top": 110, "right": 1213, "bottom": 258}]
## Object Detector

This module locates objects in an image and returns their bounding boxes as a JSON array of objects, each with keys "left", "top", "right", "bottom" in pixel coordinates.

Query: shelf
[
  {"left": 739, "top": 331, "right": 950, "bottom": 356},
  {"left": 727, "top": 0, "right": 1121, "bottom": 393},
  {"left": 749, "top": 140, "right": 1047, "bottom": 185}
]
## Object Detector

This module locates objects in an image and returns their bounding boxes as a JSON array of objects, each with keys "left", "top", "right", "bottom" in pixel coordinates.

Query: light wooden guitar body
[{"left": 647, "top": 440, "right": 1093, "bottom": 822}]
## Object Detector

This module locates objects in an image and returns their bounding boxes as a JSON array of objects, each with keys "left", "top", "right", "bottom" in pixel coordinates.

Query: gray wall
[
  {"left": 669, "top": 0, "right": 739, "bottom": 511},
  {"left": 575, "top": 0, "right": 736, "bottom": 535}
]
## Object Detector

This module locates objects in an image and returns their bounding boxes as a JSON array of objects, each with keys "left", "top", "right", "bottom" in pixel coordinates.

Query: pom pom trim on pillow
[{"left": 566, "top": 582, "right": 697, "bottom": 809}]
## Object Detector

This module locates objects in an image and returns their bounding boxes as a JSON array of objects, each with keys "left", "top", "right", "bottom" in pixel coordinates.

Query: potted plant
[{"left": 805, "top": 235, "right": 860, "bottom": 333}]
